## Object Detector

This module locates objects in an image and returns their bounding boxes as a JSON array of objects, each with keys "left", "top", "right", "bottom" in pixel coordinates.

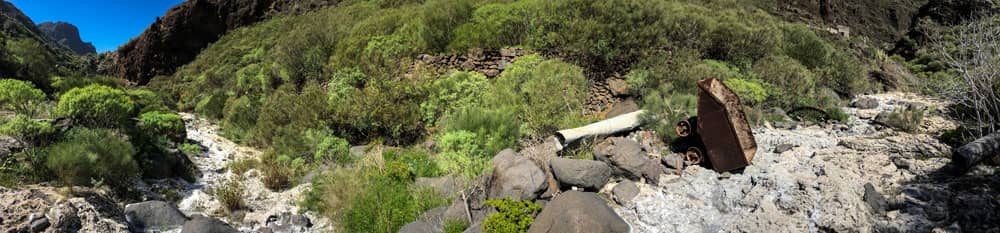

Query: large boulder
[
  {"left": 594, "top": 137, "right": 650, "bottom": 179},
  {"left": 180, "top": 216, "right": 238, "bottom": 233},
  {"left": 527, "top": 191, "right": 629, "bottom": 233},
  {"left": 125, "top": 201, "right": 189, "bottom": 232},
  {"left": 487, "top": 149, "right": 547, "bottom": 200},
  {"left": 549, "top": 157, "right": 611, "bottom": 190}
]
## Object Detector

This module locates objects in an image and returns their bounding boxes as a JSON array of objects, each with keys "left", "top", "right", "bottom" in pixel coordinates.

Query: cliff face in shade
[
  {"left": 38, "top": 22, "right": 97, "bottom": 55},
  {"left": 770, "top": 0, "right": 929, "bottom": 43},
  {"left": 111, "top": 0, "right": 337, "bottom": 85}
]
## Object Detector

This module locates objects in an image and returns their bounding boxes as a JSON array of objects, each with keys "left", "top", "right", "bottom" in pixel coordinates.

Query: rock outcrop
[
  {"left": 112, "top": 0, "right": 338, "bottom": 84},
  {"left": 486, "top": 149, "right": 547, "bottom": 200},
  {"left": 0, "top": 186, "right": 130, "bottom": 233},
  {"left": 527, "top": 191, "right": 629, "bottom": 233},
  {"left": 38, "top": 22, "right": 96, "bottom": 55}
]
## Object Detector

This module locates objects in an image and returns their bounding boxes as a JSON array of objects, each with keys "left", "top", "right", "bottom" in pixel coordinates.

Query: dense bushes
[
  {"left": 0, "top": 79, "right": 46, "bottom": 115},
  {"left": 45, "top": 128, "right": 139, "bottom": 188},
  {"left": 56, "top": 84, "right": 137, "bottom": 127}
]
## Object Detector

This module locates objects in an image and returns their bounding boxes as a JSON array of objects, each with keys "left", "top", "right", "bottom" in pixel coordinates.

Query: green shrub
[
  {"left": 383, "top": 148, "right": 440, "bottom": 178},
  {"left": 825, "top": 107, "right": 850, "bottom": 123},
  {"left": 127, "top": 89, "right": 170, "bottom": 113},
  {"left": 486, "top": 55, "right": 589, "bottom": 136},
  {"left": 722, "top": 78, "right": 769, "bottom": 105},
  {"left": 441, "top": 107, "right": 520, "bottom": 157},
  {"left": 817, "top": 51, "right": 869, "bottom": 97},
  {"left": 50, "top": 76, "right": 124, "bottom": 97},
  {"left": 444, "top": 219, "right": 470, "bottom": 233},
  {"left": 341, "top": 177, "right": 447, "bottom": 233},
  {"left": 139, "top": 111, "right": 186, "bottom": 142},
  {"left": 45, "top": 128, "right": 138, "bottom": 188},
  {"left": 179, "top": 143, "right": 203, "bottom": 156},
  {"left": 314, "top": 135, "right": 352, "bottom": 165},
  {"left": 330, "top": 79, "right": 425, "bottom": 143},
  {"left": 884, "top": 107, "right": 925, "bottom": 133},
  {"left": 195, "top": 93, "right": 227, "bottom": 120},
  {"left": 0, "top": 79, "right": 46, "bottom": 115},
  {"left": 55, "top": 85, "right": 136, "bottom": 127},
  {"left": 215, "top": 177, "right": 245, "bottom": 212},
  {"left": 782, "top": 24, "right": 832, "bottom": 68},
  {"left": 639, "top": 86, "right": 698, "bottom": 141},
  {"left": 482, "top": 198, "right": 542, "bottom": 233},
  {"left": 227, "top": 158, "right": 258, "bottom": 175},
  {"left": 435, "top": 130, "right": 491, "bottom": 179},
  {"left": 752, "top": 55, "right": 817, "bottom": 108},
  {"left": 302, "top": 168, "right": 366, "bottom": 217},
  {"left": 421, "top": 71, "right": 488, "bottom": 126},
  {"left": 449, "top": 1, "right": 534, "bottom": 51},
  {"left": 221, "top": 95, "right": 260, "bottom": 143},
  {"left": 0, "top": 115, "right": 54, "bottom": 143}
]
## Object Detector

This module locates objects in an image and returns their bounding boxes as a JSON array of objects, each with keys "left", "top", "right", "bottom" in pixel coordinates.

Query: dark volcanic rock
[
  {"left": 527, "top": 191, "right": 629, "bottom": 233},
  {"left": 38, "top": 22, "right": 96, "bottom": 55},
  {"left": 549, "top": 157, "right": 612, "bottom": 190},
  {"left": 487, "top": 149, "right": 547, "bottom": 200},
  {"left": 124, "top": 201, "right": 189, "bottom": 232},
  {"left": 181, "top": 216, "right": 238, "bottom": 233},
  {"left": 113, "top": 0, "right": 337, "bottom": 85}
]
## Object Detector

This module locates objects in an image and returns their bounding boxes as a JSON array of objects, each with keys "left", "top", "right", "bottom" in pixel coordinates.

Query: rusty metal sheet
[{"left": 695, "top": 78, "right": 758, "bottom": 172}]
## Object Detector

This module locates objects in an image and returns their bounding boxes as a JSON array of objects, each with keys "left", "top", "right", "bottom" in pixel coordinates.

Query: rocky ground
[
  {"left": 614, "top": 92, "right": 999, "bottom": 233},
  {"left": 404, "top": 92, "right": 1000, "bottom": 233}
]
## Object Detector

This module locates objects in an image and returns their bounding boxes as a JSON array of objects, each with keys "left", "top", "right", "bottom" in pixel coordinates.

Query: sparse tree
[{"left": 932, "top": 16, "right": 1000, "bottom": 137}]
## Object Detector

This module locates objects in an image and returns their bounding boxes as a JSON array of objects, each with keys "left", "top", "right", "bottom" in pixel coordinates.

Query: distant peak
[{"left": 38, "top": 21, "right": 96, "bottom": 55}]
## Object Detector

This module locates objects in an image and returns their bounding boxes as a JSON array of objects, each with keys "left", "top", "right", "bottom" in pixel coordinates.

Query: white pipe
[{"left": 553, "top": 110, "right": 646, "bottom": 151}]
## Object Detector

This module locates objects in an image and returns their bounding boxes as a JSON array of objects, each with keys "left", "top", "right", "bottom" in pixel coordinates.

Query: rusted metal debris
[{"left": 677, "top": 78, "right": 758, "bottom": 173}]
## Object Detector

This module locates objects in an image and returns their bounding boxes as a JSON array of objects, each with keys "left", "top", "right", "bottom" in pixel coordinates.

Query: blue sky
[{"left": 8, "top": 0, "right": 185, "bottom": 52}]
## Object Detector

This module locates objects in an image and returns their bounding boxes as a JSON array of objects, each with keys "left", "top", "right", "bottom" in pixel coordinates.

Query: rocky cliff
[
  {"left": 111, "top": 0, "right": 337, "bottom": 85},
  {"left": 770, "top": 0, "right": 929, "bottom": 44},
  {"left": 38, "top": 22, "right": 96, "bottom": 55}
]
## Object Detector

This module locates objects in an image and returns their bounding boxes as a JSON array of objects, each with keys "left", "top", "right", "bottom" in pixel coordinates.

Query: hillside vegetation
[{"left": 143, "top": 0, "right": 879, "bottom": 231}]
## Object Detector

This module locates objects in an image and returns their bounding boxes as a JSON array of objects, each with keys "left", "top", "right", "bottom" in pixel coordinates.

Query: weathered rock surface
[
  {"left": 124, "top": 201, "right": 189, "bottom": 232},
  {"left": 38, "top": 21, "right": 96, "bottom": 55},
  {"left": 550, "top": 157, "right": 612, "bottom": 190},
  {"left": 851, "top": 97, "right": 880, "bottom": 109},
  {"left": 615, "top": 93, "right": 1000, "bottom": 233},
  {"left": 487, "top": 149, "right": 547, "bottom": 200},
  {"left": 594, "top": 137, "right": 651, "bottom": 180},
  {"left": 0, "top": 187, "right": 130, "bottom": 233},
  {"left": 417, "top": 48, "right": 533, "bottom": 78},
  {"left": 612, "top": 181, "right": 639, "bottom": 206},
  {"left": 528, "top": 191, "right": 629, "bottom": 233},
  {"left": 180, "top": 215, "right": 239, "bottom": 233}
]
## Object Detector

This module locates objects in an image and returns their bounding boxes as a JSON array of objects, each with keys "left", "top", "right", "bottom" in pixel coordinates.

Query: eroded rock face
[
  {"left": 180, "top": 215, "right": 239, "bottom": 233},
  {"left": 528, "top": 191, "right": 629, "bottom": 233},
  {"left": 487, "top": 149, "right": 547, "bottom": 200},
  {"left": 0, "top": 187, "right": 130, "bottom": 233},
  {"left": 38, "top": 22, "right": 96, "bottom": 55},
  {"left": 112, "top": 0, "right": 338, "bottom": 84}
]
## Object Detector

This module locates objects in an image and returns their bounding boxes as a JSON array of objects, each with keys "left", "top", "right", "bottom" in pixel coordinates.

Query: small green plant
[
  {"left": 421, "top": 71, "right": 488, "bottom": 126},
  {"left": 0, "top": 79, "right": 46, "bottom": 116},
  {"left": 227, "top": 158, "right": 258, "bottom": 175},
  {"left": 215, "top": 177, "right": 245, "bottom": 212},
  {"left": 885, "top": 107, "right": 925, "bottom": 133},
  {"left": 825, "top": 107, "right": 850, "bottom": 123},
  {"left": 313, "top": 135, "right": 351, "bottom": 165},
  {"left": 179, "top": 143, "right": 203, "bottom": 156},
  {"left": 435, "top": 130, "right": 491, "bottom": 179},
  {"left": 482, "top": 198, "right": 542, "bottom": 233},
  {"left": 260, "top": 151, "right": 294, "bottom": 190},
  {"left": 723, "top": 78, "right": 769, "bottom": 105},
  {"left": 444, "top": 219, "right": 470, "bottom": 233}
]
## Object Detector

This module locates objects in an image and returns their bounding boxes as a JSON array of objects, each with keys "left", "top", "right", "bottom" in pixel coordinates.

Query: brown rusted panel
[{"left": 696, "top": 78, "right": 758, "bottom": 172}]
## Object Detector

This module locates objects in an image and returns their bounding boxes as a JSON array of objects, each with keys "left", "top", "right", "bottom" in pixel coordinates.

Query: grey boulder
[
  {"left": 487, "top": 149, "right": 547, "bottom": 200},
  {"left": 180, "top": 216, "right": 238, "bottom": 233},
  {"left": 549, "top": 157, "right": 611, "bottom": 190},
  {"left": 527, "top": 191, "right": 629, "bottom": 233},
  {"left": 125, "top": 201, "right": 189, "bottom": 232},
  {"left": 612, "top": 181, "right": 639, "bottom": 205},
  {"left": 594, "top": 137, "right": 650, "bottom": 179},
  {"left": 851, "top": 97, "right": 879, "bottom": 109}
]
